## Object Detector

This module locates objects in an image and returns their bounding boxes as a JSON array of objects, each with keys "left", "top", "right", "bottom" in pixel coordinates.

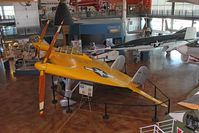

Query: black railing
[
  {"left": 51, "top": 75, "right": 170, "bottom": 122},
  {"left": 147, "top": 79, "right": 170, "bottom": 122}
]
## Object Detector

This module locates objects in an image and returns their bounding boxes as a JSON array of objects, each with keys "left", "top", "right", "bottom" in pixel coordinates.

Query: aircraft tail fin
[
  {"left": 111, "top": 55, "right": 125, "bottom": 71},
  {"left": 129, "top": 66, "right": 167, "bottom": 107},
  {"left": 131, "top": 66, "right": 148, "bottom": 85},
  {"left": 184, "top": 27, "right": 197, "bottom": 40}
]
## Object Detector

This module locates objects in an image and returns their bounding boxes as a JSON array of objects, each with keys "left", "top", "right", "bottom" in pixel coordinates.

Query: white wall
[
  {"left": 13, "top": 2, "right": 40, "bottom": 35},
  {"left": 125, "top": 17, "right": 141, "bottom": 42},
  {"left": 127, "top": 17, "right": 140, "bottom": 32}
]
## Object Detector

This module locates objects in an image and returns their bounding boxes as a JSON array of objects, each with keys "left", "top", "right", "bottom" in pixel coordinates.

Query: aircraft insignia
[
  {"left": 177, "top": 127, "right": 183, "bottom": 133},
  {"left": 84, "top": 66, "right": 113, "bottom": 78}
]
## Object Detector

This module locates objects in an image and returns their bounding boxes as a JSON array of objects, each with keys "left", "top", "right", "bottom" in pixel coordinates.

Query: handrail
[
  {"left": 147, "top": 79, "right": 169, "bottom": 99},
  {"left": 140, "top": 119, "right": 175, "bottom": 133},
  {"left": 140, "top": 124, "right": 165, "bottom": 133}
]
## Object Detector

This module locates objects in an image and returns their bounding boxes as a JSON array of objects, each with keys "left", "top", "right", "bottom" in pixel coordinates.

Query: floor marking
[
  {"left": 56, "top": 106, "right": 154, "bottom": 133},
  {"left": 56, "top": 107, "right": 80, "bottom": 133}
]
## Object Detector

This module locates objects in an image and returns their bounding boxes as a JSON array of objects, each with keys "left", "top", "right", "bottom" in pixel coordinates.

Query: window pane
[
  {"left": 173, "top": 19, "right": 192, "bottom": 30},
  {"left": 3, "top": 6, "right": 15, "bottom": 19},
  {"left": 0, "top": 6, "right": 3, "bottom": 19},
  {"left": 151, "top": 18, "right": 162, "bottom": 30}
]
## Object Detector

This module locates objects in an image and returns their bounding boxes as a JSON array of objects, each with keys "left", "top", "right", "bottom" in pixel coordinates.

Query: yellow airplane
[{"left": 34, "top": 20, "right": 167, "bottom": 116}]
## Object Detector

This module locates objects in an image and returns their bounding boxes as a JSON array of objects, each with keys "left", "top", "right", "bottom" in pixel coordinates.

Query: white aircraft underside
[{"left": 178, "top": 45, "right": 199, "bottom": 64}]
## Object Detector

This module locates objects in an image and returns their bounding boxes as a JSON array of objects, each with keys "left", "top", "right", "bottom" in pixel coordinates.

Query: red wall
[
  {"left": 109, "top": 0, "right": 151, "bottom": 13},
  {"left": 127, "top": 0, "right": 151, "bottom": 13}
]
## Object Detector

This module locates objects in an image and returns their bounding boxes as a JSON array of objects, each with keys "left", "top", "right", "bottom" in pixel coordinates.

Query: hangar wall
[
  {"left": 125, "top": 17, "right": 141, "bottom": 42},
  {"left": 13, "top": 2, "right": 40, "bottom": 35},
  {"left": 70, "top": 22, "right": 124, "bottom": 48}
]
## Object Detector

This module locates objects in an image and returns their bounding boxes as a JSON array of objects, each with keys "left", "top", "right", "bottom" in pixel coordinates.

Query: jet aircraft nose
[{"left": 178, "top": 45, "right": 188, "bottom": 55}]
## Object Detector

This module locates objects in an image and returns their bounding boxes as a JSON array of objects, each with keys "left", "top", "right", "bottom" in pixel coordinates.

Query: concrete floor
[{"left": 0, "top": 49, "right": 199, "bottom": 133}]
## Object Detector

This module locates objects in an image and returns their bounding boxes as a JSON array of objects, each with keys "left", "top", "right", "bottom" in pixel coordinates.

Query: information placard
[{"left": 79, "top": 83, "right": 93, "bottom": 97}]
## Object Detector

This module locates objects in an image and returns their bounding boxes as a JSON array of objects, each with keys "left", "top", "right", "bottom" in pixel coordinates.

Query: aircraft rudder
[
  {"left": 131, "top": 66, "right": 148, "bottom": 85},
  {"left": 184, "top": 27, "right": 197, "bottom": 40}
]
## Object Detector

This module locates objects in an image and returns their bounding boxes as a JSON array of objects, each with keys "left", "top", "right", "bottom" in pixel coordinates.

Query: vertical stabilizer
[
  {"left": 184, "top": 27, "right": 196, "bottom": 40},
  {"left": 131, "top": 66, "right": 148, "bottom": 85},
  {"left": 111, "top": 55, "right": 125, "bottom": 71}
]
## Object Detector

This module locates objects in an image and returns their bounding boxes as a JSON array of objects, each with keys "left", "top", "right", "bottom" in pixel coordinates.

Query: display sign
[
  {"left": 79, "top": 83, "right": 93, "bottom": 97},
  {"left": 107, "top": 26, "right": 120, "bottom": 35}
]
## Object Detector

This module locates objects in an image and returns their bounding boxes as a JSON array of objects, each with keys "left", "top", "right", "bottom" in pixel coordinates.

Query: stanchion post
[
  {"left": 165, "top": 99, "right": 171, "bottom": 115},
  {"left": 103, "top": 103, "right": 109, "bottom": 120},
  {"left": 152, "top": 104, "right": 158, "bottom": 122},
  {"left": 66, "top": 97, "right": 72, "bottom": 113},
  {"left": 124, "top": 62, "right": 127, "bottom": 74},
  {"left": 168, "top": 99, "right": 170, "bottom": 113},
  {"left": 51, "top": 75, "right": 57, "bottom": 104},
  {"left": 154, "top": 86, "right": 157, "bottom": 98},
  {"left": 152, "top": 86, "right": 158, "bottom": 122}
]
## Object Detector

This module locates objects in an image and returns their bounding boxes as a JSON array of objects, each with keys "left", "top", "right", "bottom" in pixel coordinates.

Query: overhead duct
[
  {"left": 168, "top": 0, "right": 199, "bottom": 5},
  {"left": 54, "top": 2, "right": 73, "bottom": 26}
]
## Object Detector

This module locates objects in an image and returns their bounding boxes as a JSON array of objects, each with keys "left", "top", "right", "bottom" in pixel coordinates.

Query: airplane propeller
[
  {"left": 38, "top": 20, "right": 64, "bottom": 116},
  {"left": 39, "top": 20, "right": 50, "bottom": 44},
  {"left": 35, "top": 20, "right": 50, "bottom": 58}
]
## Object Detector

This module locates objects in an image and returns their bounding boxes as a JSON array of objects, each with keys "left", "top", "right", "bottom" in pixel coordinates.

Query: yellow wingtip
[
  {"left": 178, "top": 102, "right": 199, "bottom": 110},
  {"left": 161, "top": 103, "right": 168, "bottom": 108},
  {"left": 129, "top": 86, "right": 168, "bottom": 108}
]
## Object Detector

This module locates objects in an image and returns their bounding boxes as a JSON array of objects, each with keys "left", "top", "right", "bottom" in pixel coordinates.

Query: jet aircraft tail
[
  {"left": 175, "top": 27, "right": 196, "bottom": 40},
  {"left": 184, "top": 27, "right": 197, "bottom": 40}
]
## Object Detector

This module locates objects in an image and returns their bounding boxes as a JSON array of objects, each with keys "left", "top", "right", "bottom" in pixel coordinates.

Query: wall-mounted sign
[{"left": 107, "top": 26, "right": 120, "bottom": 35}]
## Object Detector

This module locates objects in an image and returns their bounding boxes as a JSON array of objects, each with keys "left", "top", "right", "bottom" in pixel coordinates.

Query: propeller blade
[
  {"left": 39, "top": 20, "right": 50, "bottom": 43},
  {"left": 43, "top": 20, "right": 64, "bottom": 63},
  {"left": 39, "top": 70, "right": 45, "bottom": 116}
]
